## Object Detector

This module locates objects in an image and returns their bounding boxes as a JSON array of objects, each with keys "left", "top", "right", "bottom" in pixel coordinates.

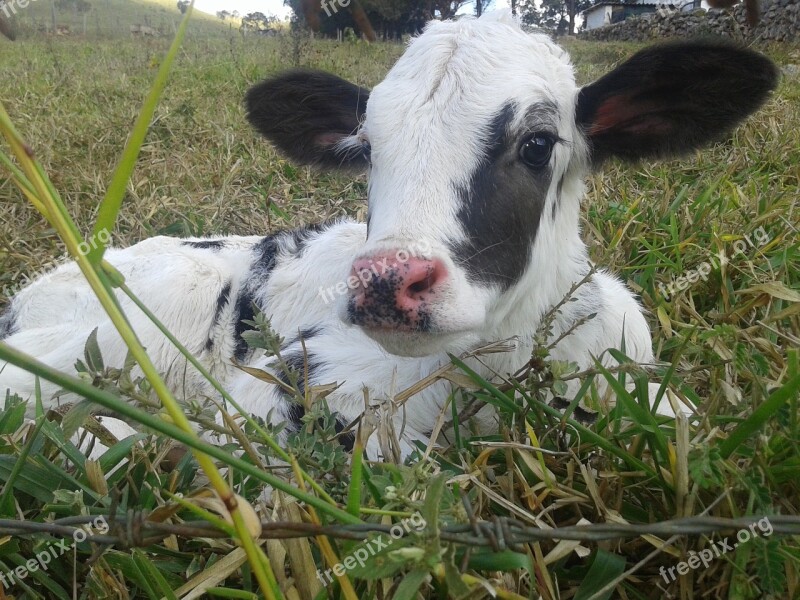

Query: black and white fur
[{"left": 0, "top": 13, "right": 778, "bottom": 457}]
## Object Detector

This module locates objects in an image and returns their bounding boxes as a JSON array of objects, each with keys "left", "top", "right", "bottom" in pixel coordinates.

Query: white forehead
[
  {"left": 364, "top": 12, "right": 578, "bottom": 187},
  {"left": 378, "top": 13, "right": 575, "bottom": 98}
]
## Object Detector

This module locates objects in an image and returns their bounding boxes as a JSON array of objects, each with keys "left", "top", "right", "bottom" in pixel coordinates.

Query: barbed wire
[{"left": 0, "top": 513, "right": 795, "bottom": 551}]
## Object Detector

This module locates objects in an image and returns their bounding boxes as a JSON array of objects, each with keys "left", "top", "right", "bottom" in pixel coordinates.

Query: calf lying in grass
[{"left": 0, "top": 13, "right": 777, "bottom": 458}]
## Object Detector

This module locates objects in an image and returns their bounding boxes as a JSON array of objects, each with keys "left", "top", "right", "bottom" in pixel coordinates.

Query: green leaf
[
  {"left": 83, "top": 327, "right": 105, "bottom": 372},
  {"left": 753, "top": 536, "right": 786, "bottom": 594},
  {"left": 0, "top": 394, "right": 26, "bottom": 433},
  {"left": 573, "top": 549, "right": 626, "bottom": 600},
  {"left": 442, "top": 546, "right": 470, "bottom": 597},
  {"left": 392, "top": 568, "right": 428, "bottom": 600},
  {"left": 718, "top": 372, "right": 800, "bottom": 459},
  {"left": 688, "top": 445, "right": 725, "bottom": 490},
  {"left": 348, "top": 536, "right": 420, "bottom": 580},
  {"left": 465, "top": 549, "right": 534, "bottom": 580},
  {"left": 421, "top": 473, "right": 446, "bottom": 539},
  {"left": 61, "top": 399, "right": 98, "bottom": 441}
]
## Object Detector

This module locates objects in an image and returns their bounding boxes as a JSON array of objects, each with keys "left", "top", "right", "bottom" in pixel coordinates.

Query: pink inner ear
[
  {"left": 315, "top": 132, "right": 346, "bottom": 148},
  {"left": 590, "top": 94, "right": 672, "bottom": 136}
]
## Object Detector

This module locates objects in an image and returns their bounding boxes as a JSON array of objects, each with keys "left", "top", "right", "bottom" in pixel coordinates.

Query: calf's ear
[
  {"left": 576, "top": 41, "right": 778, "bottom": 165},
  {"left": 245, "top": 69, "right": 370, "bottom": 170}
]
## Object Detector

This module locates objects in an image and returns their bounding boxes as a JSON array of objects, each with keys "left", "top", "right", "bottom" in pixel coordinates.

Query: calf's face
[{"left": 246, "top": 15, "right": 776, "bottom": 357}]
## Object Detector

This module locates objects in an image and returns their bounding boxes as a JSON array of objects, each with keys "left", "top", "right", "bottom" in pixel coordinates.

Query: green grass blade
[
  {"left": 87, "top": 3, "right": 196, "bottom": 264},
  {"left": 0, "top": 341, "right": 361, "bottom": 525},
  {"left": 573, "top": 549, "right": 626, "bottom": 600}
]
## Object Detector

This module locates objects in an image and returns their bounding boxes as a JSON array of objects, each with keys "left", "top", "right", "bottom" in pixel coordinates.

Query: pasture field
[{"left": 1, "top": 16, "right": 799, "bottom": 600}]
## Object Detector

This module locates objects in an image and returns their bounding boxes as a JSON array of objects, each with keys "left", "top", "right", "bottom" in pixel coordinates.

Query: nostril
[
  {"left": 402, "top": 260, "right": 446, "bottom": 301},
  {"left": 408, "top": 277, "right": 432, "bottom": 295}
]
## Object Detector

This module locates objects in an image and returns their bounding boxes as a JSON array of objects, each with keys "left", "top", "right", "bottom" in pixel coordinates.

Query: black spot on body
[
  {"left": 299, "top": 325, "right": 322, "bottom": 340},
  {"left": 449, "top": 102, "right": 555, "bottom": 289},
  {"left": 183, "top": 239, "right": 226, "bottom": 250},
  {"left": 284, "top": 222, "right": 332, "bottom": 256},
  {"left": 0, "top": 308, "right": 16, "bottom": 340},
  {"left": 276, "top": 350, "right": 316, "bottom": 398},
  {"left": 286, "top": 402, "right": 306, "bottom": 432},
  {"left": 230, "top": 234, "right": 282, "bottom": 359},
  {"left": 206, "top": 282, "right": 232, "bottom": 351},
  {"left": 285, "top": 325, "right": 324, "bottom": 348},
  {"left": 253, "top": 235, "right": 280, "bottom": 276},
  {"left": 335, "top": 418, "right": 355, "bottom": 452},
  {"left": 550, "top": 397, "right": 597, "bottom": 425},
  {"left": 233, "top": 292, "right": 257, "bottom": 361}
]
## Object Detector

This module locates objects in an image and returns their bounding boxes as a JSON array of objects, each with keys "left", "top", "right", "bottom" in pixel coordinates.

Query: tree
[
  {"left": 0, "top": 9, "right": 15, "bottom": 41},
  {"left": 177, "top": 0, "right": 189, "bottom": 14},
  {"left": 284, "top": 0, "right": 470, "bottom": 40},
  {"left": 518, "top": 0, "right": 591, "bottom": 34},
  {"left": 241, "top": 12, "right": 279, "bottom": 32},
  {"left": 55, "top": 0, "right": 92, "bottom": 13},
  {"left": 216, "top": 10, "right": 231, "bottom": 20},
  {"left": 284, "top": 0, "right": 376, "bottom": 41}
]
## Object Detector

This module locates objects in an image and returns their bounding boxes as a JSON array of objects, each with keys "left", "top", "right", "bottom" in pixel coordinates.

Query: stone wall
[{"left": 579, "top": 0, "right": 799, "bottom": 42}]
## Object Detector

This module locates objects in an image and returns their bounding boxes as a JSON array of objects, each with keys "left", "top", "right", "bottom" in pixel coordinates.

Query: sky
[{"left": 193, "top": 0, "right": 511, "bottom": 20}]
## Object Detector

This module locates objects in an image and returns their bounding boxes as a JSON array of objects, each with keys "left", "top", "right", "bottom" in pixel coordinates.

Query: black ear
[
  {"left": 576, "top": 41, "right": 778, "bottom": 165},
  {"left": 245, "top": 69, "right": 370, "bottom": 170}
]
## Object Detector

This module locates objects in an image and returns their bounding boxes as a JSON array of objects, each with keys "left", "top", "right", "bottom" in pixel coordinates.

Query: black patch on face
[
  {"left": 0, "top": 308, "right": 16, "bottom": 340},
  {"left": 449, "top": 102, "right": 555, "bottom": 290},
  {"left": 552, "top": 173, "right": 565, "bottom": 220},
  {"left": 183, "top": 239, "right": 226, "bottom": 250},
  {"left": 206, "top": 282, "right": 232, "bottom": 351}
]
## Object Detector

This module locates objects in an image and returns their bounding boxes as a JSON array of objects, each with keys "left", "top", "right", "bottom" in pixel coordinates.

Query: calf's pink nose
[{"left": 348, "top": 253, "right": 447, "bottom": 330}]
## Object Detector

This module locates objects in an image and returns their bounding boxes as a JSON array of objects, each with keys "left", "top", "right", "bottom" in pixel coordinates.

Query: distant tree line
[
  {"left": 284, "top": 0, "right": 475, "bottom": 39},
  {"left": 282, "top": 0, "right": 594, "bottom": 39}
]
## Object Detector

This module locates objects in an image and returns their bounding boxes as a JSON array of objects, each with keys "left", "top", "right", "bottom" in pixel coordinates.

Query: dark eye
[{"left": 519, "top": 134, "right": 554, "bottom": 168}]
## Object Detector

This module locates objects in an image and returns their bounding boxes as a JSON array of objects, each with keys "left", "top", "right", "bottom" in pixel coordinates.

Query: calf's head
[{"left": 246, "top": 13, "right": 777, "bottom": 357}]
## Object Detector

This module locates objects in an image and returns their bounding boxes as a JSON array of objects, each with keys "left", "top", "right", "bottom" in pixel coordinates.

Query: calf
[{"left": 0, "top": 13, "right": 777, "bottom": 458}]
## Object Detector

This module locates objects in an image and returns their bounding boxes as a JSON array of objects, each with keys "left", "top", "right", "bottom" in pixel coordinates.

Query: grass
[{"left": 1, "top": 12, "right": 799, "bottom": 600}]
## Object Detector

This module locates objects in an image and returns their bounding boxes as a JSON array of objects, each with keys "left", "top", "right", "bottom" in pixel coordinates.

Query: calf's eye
[{"left": 519, "top": 134, "right": 554, "bottom": 168}]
